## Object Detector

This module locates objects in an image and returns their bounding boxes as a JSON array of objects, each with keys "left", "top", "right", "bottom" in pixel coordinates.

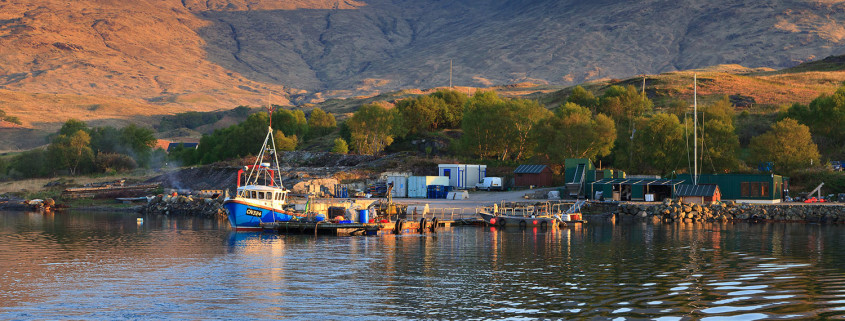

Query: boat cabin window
[
  {"left": 266, "top": 192, "right": 272, "bottom": 200},
  {"left": 276, "top": 193, "right": 283, "bottom": 201},
  {"left": 250, "top": 191, "right": 257, "bottom": 199},
  {"left": 258, "top": 191, "right": 265, "bottom": 199}
]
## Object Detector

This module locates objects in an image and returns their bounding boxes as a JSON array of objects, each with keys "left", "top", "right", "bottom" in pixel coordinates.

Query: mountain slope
[
  {"left": 196, "top": 0, "right": 845, "bottom": 94},
  {"left": 2, "top": 0, "right": 845, "bottom": 137}
]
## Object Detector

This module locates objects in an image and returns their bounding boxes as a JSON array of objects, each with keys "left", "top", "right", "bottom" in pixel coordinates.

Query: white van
[{"left": 476, "top": 177, "right": 503, "bottom": 191}]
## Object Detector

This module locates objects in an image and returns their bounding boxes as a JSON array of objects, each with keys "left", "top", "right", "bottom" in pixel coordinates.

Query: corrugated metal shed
[
  {"left": 675, "top": 184, "right": 719, "bottom": 197},
  {"left": 514, "top": 165, "right": 548, "bottom": 174},
  {"left": 588, "top": 178, "right": 687, "bottom": 201},
  {"left": 514, "top": 165, "right": 553, "bottom": 187},
  {"left": 590, "top": 178, "right": 686, "bottom": 186}
]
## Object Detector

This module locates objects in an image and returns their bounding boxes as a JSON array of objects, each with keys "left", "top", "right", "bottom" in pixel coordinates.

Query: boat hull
[
  {"left": 478, "top": 211, "right": 585, "bottom": 228},
  {"left": 223, "top": 199, "right": 302, "bottom": 231},
  {"left": 478, "top": 212, "right": 557, "bottom": 228}
]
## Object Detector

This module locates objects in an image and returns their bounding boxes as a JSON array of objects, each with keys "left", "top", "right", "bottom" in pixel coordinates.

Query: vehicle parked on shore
[{"left": 476, "top": 177, "right": 504, "bottom": 191}]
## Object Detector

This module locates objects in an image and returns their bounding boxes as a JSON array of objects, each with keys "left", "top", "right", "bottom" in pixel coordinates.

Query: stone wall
[{"left": 614, "top": 200, "right": 845, "bottom": 224}]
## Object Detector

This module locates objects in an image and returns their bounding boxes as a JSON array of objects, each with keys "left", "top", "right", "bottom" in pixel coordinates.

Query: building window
[{"left": 741, "top": 182, "right": 770, "bottom": 197}]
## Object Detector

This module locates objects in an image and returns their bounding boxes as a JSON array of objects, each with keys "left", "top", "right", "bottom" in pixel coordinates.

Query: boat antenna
[{"left": 266, "top": 93, "right": 276, "bottom": 128}]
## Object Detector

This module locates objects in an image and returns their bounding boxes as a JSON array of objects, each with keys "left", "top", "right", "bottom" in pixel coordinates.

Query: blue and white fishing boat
[{"left": 223, "top": 120, "right": 304, "bottom": 231}]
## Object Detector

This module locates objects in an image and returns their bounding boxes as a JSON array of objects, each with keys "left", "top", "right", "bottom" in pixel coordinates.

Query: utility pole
[
  {"left": 449, "top": 59, "right": 453, "bottom": 89},
  {"left": 642, "top": 75, "right": 646, "bottom": 97}
]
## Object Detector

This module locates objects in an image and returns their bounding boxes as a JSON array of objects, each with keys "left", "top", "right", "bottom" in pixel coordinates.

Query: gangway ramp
[{"left": 566, "top": 163, "right": 586, "bottom": 198}]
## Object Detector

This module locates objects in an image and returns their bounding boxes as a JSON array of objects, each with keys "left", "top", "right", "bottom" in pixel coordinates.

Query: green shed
[
  {"left": 676, "top": 174, "right": 788, "bottom": 203},
  {"left": 588, "top": 178, "right": 686, "bottom": 201}
]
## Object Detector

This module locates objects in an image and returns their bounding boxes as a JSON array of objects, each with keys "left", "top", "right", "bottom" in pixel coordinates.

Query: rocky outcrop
[
  {"left": 139, "top": 194, "right": 226, "bottom": 218},
  {"left": 614, "top": 200, "right": 845, "bottom": 224}
]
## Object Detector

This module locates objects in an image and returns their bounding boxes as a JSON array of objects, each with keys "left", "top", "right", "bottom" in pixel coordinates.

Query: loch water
[{"left": 1, "top": 210, "right": 844, "bottom": 320}]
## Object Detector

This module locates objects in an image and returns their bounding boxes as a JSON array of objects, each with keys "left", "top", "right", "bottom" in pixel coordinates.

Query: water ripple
[{"left": 1, "top": 212, "right": 845, "bottom": 319}]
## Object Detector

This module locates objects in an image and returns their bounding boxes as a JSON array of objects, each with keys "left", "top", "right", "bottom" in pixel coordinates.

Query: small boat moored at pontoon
[{"left": 478, "top": 200, "right": 587, "bottom": 228}]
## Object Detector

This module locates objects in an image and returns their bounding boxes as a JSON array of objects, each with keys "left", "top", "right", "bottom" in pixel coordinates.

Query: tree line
[
  {"left": 0, "top": 119, "right": 159, "bottom": 179},
  {"left": 2, "top": 82, "right": 841, "bottom": 180},
  {"left": 169, "top": 107, "right": 337, "bottom": 165},
  {"left": 337, "top": 85, "right": 827, "bottom": 177}
]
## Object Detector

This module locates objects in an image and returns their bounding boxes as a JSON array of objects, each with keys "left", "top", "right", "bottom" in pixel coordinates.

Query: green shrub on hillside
[{"left": 332, "top": 138, "right": 349, "bottom": 154}]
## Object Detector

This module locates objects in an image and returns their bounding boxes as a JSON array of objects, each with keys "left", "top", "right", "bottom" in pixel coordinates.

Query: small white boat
[{"left": 478, "top": 200, "right": 587, "bottom": 228}]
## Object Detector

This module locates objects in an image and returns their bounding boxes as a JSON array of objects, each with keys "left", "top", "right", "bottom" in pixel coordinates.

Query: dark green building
[
  {"left": 675, "top": 174, "right": 788, "bottom": 203},
  {"left": 583, "top": 170, "right": 788, "bottom": 203},
  {"left": 588, "top": 177, "right": 686, "bottom": 201}
]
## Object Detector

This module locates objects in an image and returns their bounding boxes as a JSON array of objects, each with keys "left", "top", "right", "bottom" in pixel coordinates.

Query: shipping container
[
  {"left": 438, "top": 164, "right": 487, "bottom": 189},
  {"left": 408, "top": 176, "right": 450, "bottom": 198},
  {"left": 386, "top": 176, "right": 408, "bottom": 198}
]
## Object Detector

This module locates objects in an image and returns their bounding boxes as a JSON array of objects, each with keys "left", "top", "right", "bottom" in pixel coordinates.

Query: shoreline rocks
[
  {"left": 139, "top": 194, "right": 226, "bottom": 219},
  {"left": 610, "top": 200, "right": 845, "bottom": 224}
]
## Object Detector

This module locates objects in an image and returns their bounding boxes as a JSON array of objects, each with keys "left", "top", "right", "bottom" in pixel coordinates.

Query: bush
[
  {"left": 9, "top": 149, "right": 52, "bottom": 178},
  {"left": 332, "top": 138, "right": 349, "bottom": 154},
  {"left": 95, "top": 152, "right": 138, "bottom": 173}
]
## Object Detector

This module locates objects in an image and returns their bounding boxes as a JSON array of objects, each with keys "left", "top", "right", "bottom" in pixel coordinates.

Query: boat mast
[
  {"left": 265, "top": 94, "right": 284, "bottom": 189},
  {"left": 693, "top": 74, "right": 698, "bottom": 186},
  {"left": 244, "top": 94, "right": 285, "bottom": 189}
]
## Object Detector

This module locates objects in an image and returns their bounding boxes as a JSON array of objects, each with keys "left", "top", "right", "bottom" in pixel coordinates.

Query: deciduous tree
[
  {"left": 396, "top": 95, "right": 443, "bottom": 135},
  {"left": 535, "top": 102, "right": 616, "bottom": 163},
  {"left": 48, "top": 130, "right": 94, "bottom": 175},
  {"left": 628, "top": 114, "right": 685, "bottom": 175},
  {"left": 431, "top": 89, "right": 468, "bottom": 128},
  {"left": 567, "top": 86, "right": 599, "bottom": 109},
  {"left": 699, "top": 96, "right": 740, "bottom": 173},
  {"left": 307, "top": 107, "right": 337, "bottom": 137},
  {"left": 347, "top": 104, "right": 399, "bottom": 155},
  {"left": 785, "top": 86, "right": 845, "bottom": 159},
  {"left": 749, "top": 118, "right": 820, "bottom": 174},
  {"left": 460, "top": 91, "right": 550, "bottom": 161},
  {"left": 272, "top": 108, "right": 309, "bottom": 140}
]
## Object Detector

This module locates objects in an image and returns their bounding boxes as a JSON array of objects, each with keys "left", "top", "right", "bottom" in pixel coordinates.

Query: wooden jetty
[{"left": 62, "top": 184, "right": 160, "bottom": 199}]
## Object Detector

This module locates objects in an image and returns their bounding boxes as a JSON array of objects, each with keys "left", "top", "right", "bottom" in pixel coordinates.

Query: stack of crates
[
  {"left": 367, "top": 182, "right": 387, "bottom": 197},
  {"left": 426, "top": 185, "right": 452, "bottom": 199}
]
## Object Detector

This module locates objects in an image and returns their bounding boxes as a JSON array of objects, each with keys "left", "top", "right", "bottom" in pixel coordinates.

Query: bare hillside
[{"left": 3, "top": 0, "right": 845, "bottom": 150}]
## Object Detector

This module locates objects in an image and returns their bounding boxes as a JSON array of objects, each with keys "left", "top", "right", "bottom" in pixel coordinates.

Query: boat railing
[{"left": 402, "top": 207, "right": 478, "bottom": 222}]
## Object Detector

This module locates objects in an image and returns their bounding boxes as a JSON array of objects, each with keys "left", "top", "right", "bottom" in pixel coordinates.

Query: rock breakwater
[
  {"left": 139, "top": 194, "right": 226, "bottom": 219},
  {"left": 614, "top": 200, "right": 845, "bottom": 224}
]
